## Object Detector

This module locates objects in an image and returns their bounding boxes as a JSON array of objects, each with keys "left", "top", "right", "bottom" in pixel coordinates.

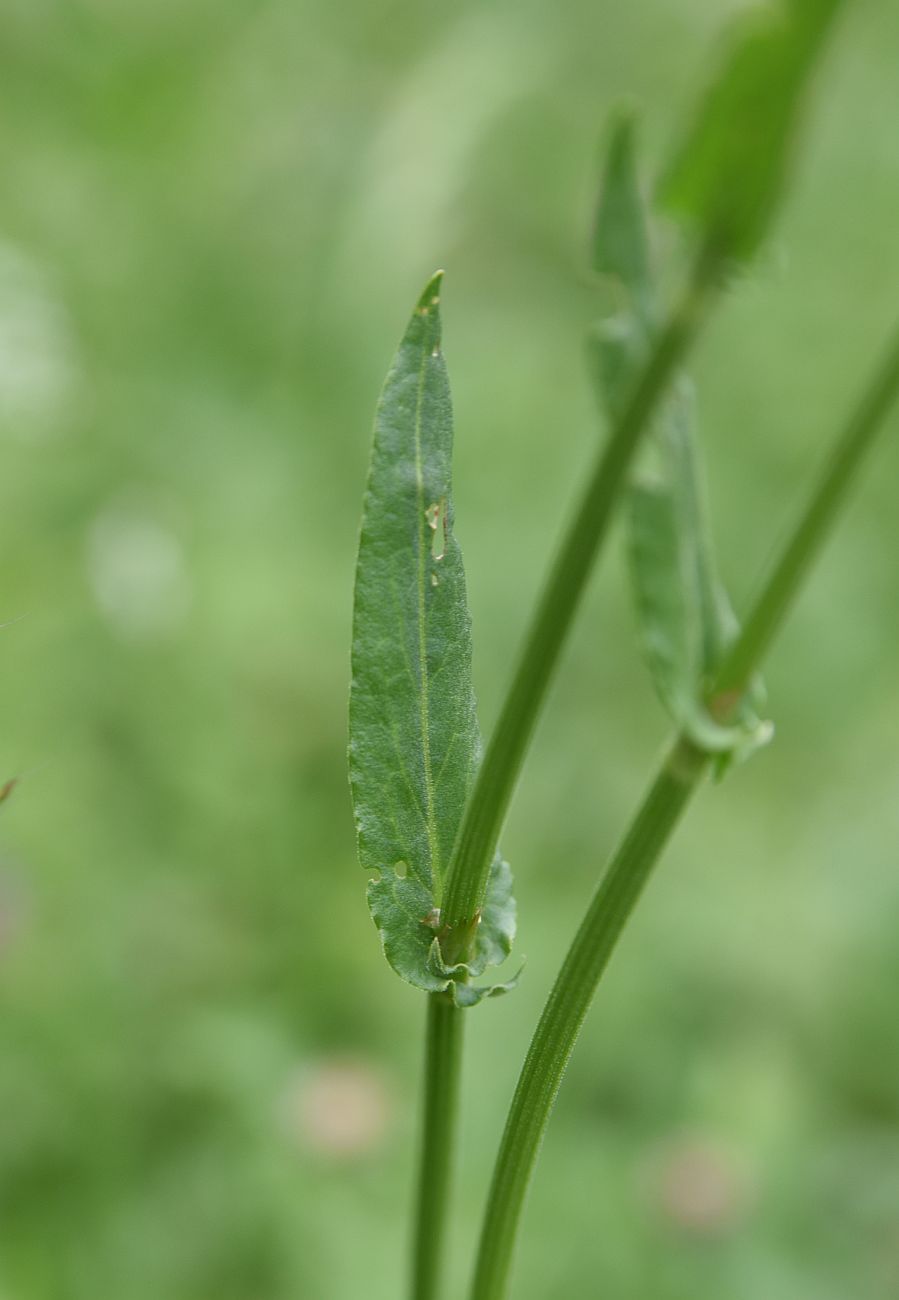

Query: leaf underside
[
  {"left": 349, "top": 273, "right": 516, "bottom": 1003},
  {"left": 590, "top": 112, "right": 771, "bottom": 770}
]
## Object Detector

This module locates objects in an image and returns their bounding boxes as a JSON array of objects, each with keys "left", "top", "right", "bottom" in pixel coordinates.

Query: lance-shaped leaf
[
  {"left": 628, "top": 389, "right": 772, "bottom": 766},
  {"left": 592, "top": 108, "right": 653, "bottom": 320},
  {"left": 349, "top": 273, "right": 517, "bottom": 1004},
  {"left": 589, "top": 113, "right": 771, "bottom": 765},
  {"left": 660, "top": 0, "right": 845, "bottom": 263}
]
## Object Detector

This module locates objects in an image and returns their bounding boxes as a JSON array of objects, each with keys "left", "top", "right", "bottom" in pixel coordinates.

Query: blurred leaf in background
[{"left": 0, "top": 1, "right": 898, "bottom": 1298}]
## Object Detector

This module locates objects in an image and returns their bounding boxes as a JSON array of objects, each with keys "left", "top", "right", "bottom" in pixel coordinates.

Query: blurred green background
[{"left": 1, "top": 1, "right": 898, "bottom": 1297}]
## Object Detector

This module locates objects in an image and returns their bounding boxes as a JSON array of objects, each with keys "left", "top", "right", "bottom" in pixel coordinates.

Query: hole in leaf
[
  {"left": 426, "top": 498, "right": 446, "bottom": 561},
  {"left": 393, "top": 861, "right": 408, "bottom": 880}
]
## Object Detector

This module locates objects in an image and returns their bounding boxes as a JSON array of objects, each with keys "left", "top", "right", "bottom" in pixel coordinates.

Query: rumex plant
[
  {"left": 349, "top": 2, "right": 899, "bottom": 1298},
  {"left": 348, "top": 269, "right": 517, "bottom": 1009}
]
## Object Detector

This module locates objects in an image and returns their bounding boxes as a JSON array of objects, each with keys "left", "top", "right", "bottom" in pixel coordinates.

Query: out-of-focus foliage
[
  {"left": 662, "top": 0, "right": 846, "bottom": 261},
  {"left": 0, "top": 2, "right": 898, "bottom": 1298},
  {"left": 590, "top": 113, "right": 772, "bottom": 766}
]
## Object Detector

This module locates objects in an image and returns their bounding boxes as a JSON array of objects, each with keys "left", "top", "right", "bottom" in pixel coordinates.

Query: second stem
[
  {"left": 469, "top": 736, "right": 707, "bottom": 1300},
  {"left": 440, "top": 249, "right": 720, "bottom": 942}
]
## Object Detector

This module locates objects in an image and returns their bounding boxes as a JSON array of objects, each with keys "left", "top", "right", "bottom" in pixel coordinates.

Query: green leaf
[
  {"left": 349, "top": 272, "right": 517, "bottom": 1001},
  {"left": 590, "top": 113, "right": 772, "bottom": 762},
  {"left": 628, "top": 390, "right": 772, "bottom": 761},
  {"left": 591, "top": 107, "right": 653, "bottom": 313},
  {"left": 660, "top": 0, "right": 845, "bottom": 263},
  {"left": 366, "top": 855, "right": 519, "bottom": 1008},
  {"left": 588, "top": 111, "right": 655, "bottom": 413}
]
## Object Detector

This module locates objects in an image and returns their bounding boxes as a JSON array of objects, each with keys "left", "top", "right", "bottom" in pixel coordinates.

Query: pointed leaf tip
[
  {"left": 416, "top": 270, "right": 445, "bottom": 316},
  {"left": 592, "top": 106, "right": 652, "bottom": 316}
]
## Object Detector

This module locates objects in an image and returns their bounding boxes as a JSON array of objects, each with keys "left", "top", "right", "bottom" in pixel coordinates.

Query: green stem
[
  {"left": 411, "top": 992, "right": 465, "bottom": 1300},
  {"left": 469, "top": 736, "right": 707, "bottom": 1300},
  {"left": 714, "top": 322, "right": 899, "bottom": 700},
  {"left": 467, "top": 326, "right": 899, "bottom": 1300},
  {"left": 440, "top": 247, "right": 721, "bottom": 944}
]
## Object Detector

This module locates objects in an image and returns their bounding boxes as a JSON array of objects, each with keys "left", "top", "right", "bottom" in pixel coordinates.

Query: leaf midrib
[{"left": 412, "top": 336, "right": 442, "bottom": 898}]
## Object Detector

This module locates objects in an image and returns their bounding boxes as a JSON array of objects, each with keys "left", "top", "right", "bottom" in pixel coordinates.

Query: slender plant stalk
[
  {"left": 440, "top": 245, "right": 722, "bottom": 945},
  {"left": 467, "top": 326, "right": 899, "bottom": 1300},
  {"left": 714, "top": 321, "right": 899, "bottom": 700},
  {"left": 411, "top": 992, "right": 466, "bottom": 1300},
  {"left": 470, "top": 735, "right": 707, "bottom": 1300}
]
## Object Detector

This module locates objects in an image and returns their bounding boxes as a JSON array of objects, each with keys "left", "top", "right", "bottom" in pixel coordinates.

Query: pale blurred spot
[
  {"left": 281, "top": 1058, "right": 391, "bottom": 1160},
  {"left": 643, "top": 1133, "right": 753, "bottom": 1238},
  {"left": 0, "top": 240, "right": 80, "bottom": 441},
  {"left": 334, "top": 13, "right": 547, "bottom": 295},
  {"left": 87, "top": 500, "right": 191, "bottom": 641},
  {"left": 877, "top": 1221, "right": 899, "bottom": 1294}
]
